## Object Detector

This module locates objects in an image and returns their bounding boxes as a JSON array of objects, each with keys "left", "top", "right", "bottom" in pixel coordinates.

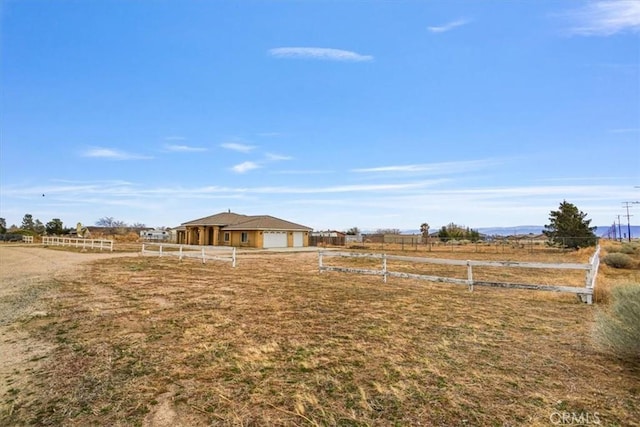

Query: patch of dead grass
[{"left": 2, "top": 248, "right": 639, "bottom": 426}]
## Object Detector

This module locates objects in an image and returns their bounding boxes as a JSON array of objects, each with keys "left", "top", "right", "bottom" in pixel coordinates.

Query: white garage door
[
  {"left": 293, "top": 232, "right": 304, "bottom": 247},
  {"left": 263, "top": 231, "right": 288, "bottom": 248}
]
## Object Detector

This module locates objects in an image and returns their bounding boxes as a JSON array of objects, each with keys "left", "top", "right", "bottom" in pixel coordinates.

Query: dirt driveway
[{"left": 0, "top": 245, "right": 132, "bottom": 407}]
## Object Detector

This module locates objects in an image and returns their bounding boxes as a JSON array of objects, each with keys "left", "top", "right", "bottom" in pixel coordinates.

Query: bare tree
[
  {"left": 375, "top": 228, "right": 401, "bottom": 235},
  {"left": 345, "top": 227, "right": 360, "bottom": 235},
  {"left": 420, "top": 222, "right": 430, "bottom": 244},
  {"left": 96, "top": 217, "right": 128, "bottom": 228}
]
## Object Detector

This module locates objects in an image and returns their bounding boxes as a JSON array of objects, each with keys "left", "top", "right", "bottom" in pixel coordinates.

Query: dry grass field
[{"left": 1, "top": 242, "right": 639, "bottom": 426}]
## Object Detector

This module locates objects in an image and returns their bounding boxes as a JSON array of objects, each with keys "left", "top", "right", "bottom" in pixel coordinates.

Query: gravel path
[{"left": 0, "top": 245, "right": 132, "bottom": 404}]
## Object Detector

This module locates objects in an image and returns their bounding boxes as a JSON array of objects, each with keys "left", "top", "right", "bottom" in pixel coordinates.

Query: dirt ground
[
  {"left": 0, "top": 246, "right": 131, "bottom": 407},
  {"left": 1, "top": 244, "right": 638, "bottom": 426}
]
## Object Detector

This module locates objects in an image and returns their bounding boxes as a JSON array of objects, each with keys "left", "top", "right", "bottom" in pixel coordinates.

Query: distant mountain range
[
  {"left": 594, "top": 225, "right": 640, "bottom": 239},
  {"left": 391, "top": 225, "right": 640, "bottom": 238}
]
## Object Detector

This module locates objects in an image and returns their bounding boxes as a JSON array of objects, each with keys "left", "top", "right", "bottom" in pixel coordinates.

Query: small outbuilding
[
  {"left": 140, "top": 228, "right": 171, "bottom": 241},
  {"left": 175, "top": 212, "right": 312, "bottom": 249}
]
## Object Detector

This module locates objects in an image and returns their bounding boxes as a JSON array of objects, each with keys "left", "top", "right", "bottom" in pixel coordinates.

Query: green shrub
[
  {"left": 602, "top": 253, "right": 634, "bottom": 269},
  {"left": 607, "top": 244, "right": 637, "bottom": 255},
  {"left": 593, "top": 284, "right": 640, "bottom": 359}
]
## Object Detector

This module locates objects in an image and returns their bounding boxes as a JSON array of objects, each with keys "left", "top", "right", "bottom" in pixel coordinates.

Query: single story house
[{"left": 175, "top": 212, "right": 312, "bottom": 249}]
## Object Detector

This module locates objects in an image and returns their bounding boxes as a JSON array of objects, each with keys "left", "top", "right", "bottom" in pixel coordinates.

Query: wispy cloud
[
  {"left": 428, "top": 18, "right": 470, "bottom": 33},
  {"left": 265, "top": 153, "right": 293, "bottom": 161},
  {"left": 165, "top": 144, "right": 208, "bottom": 152},
  {"left": 536, "top": 176, "right": 632, "bottom": 183},
  {"left": 185, "top": 181, "right": 441, "bottom": 195},
  {"left": 81, "top": 147, "right": 152, "bottom": 160},
  {"left": 229, "top": 153, "right": 291, "bottom": 174},
  {"left": 220, "top": 142, "right": 256, "bottom": 153},
  {"left": 257, "top": 132, "right": 284, "bottom": 137},
  {"left": 352, "top": 159, "right": 497, "bottom": 175},
  {"left": 232, "top": 161, "right": 261, "bottom": 174},
  {"left": 269, "top": 47, "right": 373, "bottom": 62},
  {"left": 250, "top": 181, "right": 440, "bottom": 194},
  {"left": 609, "top": 127, "right": 639, "bottom": 133},
  {"left": 3, "top": 178, "right": 635, "bottom": 230},
  {"left": 0, "top": 179, "right": 438, "bottom": 200},
  {"left": 271, "top": 169, "right": 334, "bottom": 175},
  {"left": 5, "top": 180, "right": 632, "bottom": 201},
  {"left": 565, "top": 0, "right": 640, "bottom": 36}
]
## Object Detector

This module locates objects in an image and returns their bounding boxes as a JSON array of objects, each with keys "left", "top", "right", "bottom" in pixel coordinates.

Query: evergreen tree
[
  {"left": 34, "top": 219, "right": 45, "bottom": 235},
  {"left": 21, "top": 214, "right": 35, "bottom": 231},
  {"left": 543, "top": 200, "right": 597, "bottom": 249},
  {"left": 438, "top": 225, "right": 450, "bottom": 242},
  {"left": 45, "top": 218, "right": 65, "bottom": 235},
  {"left": 437, "top": 223, "right": 481, "bottom": 242}
]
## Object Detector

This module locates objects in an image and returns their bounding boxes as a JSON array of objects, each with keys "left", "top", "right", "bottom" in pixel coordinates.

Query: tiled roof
[
  {"left": 181, "top": 212, "right": 249, "bottom": 226},
  {"left": 223, "top": 215, "right": 312, "bottom": 231},
  {"left": 181, "top": 212, "right": 312, "bottom": 231}
]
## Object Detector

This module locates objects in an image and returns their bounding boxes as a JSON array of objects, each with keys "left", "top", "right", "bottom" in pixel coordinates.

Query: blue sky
[{"left": 1, "top": 0, "right": 639, "bottom": 231}]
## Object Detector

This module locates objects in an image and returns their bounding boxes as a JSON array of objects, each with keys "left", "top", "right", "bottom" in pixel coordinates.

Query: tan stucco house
[{"left": 175, "top": 212, "right": 312, "bottom": 249}]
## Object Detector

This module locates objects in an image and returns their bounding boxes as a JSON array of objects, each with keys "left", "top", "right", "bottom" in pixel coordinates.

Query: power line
[
  {"left": 617, "top": 215, "right": 623, "bottom": 242},
  {"left": 622, "top": 201, "right": 640, "bottom": 242}
]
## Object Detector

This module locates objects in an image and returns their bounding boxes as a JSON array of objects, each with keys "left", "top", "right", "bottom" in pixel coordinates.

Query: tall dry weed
[{"left": 593, "top": 284, "right": 640, "bottom": 359}]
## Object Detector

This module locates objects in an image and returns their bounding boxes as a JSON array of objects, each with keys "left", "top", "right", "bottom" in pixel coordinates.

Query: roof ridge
[{"left": 181, "top": 211, "right": 248, "bottom": 225}]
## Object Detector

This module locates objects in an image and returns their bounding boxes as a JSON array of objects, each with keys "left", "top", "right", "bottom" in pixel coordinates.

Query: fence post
[
  {"left": 467, "top": 260, "right": 473, "bottom": 292},
  {"left": 382, "top": 254, "right": 388, "bottom": 284},
  {"left": 142, "top": 243, "right": 145, "bottom": 255},
  {"left": 581, "top": 245, "right": 600, "bottom": 304},
  {"left": 232, "top": 247, "right": 236, "bottom": 268},
  {"left": 179, "top": 245, "right": 183, "bottom": 261},
  {"left": 319, "top": 251, "right": 324, "bottom": 273},
  {"left": 202, "top": 247, "right": 206, "bottom": 264},
  {"left": 159, "top": 244, "right": 163, "bottom": 257}
]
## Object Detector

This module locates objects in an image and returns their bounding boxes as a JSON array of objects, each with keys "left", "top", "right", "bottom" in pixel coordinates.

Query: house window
[
  {"left": 224, "top": 232, "right": 230, "bottom": 242},
  {"left": 241, "top": 232, "right": 249, "bottom": 243}
]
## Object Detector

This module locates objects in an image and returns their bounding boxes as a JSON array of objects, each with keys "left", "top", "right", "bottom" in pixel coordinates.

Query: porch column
[
  {"left": 198, "top": 226, "right": 205, "bottom": 245},
  {"left": 213, "top": 226, "right": 220, "bottom": 246},
  {"left": 188, "top": 227, "right": 197, "bottom": 245},
  {"left": 203, "top": 226, "right": 210, "bottom": 245}
]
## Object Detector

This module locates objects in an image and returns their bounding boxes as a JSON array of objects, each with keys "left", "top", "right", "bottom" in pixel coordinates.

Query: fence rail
[
  {"left": 141, "top": 243, "right": 237, "bottom": 267},
  {"left": 319, "top": 245, "right": 600, "bottom": 304},
  {"left": 42, "top": 236, "right": 114, "bottom": 251}
]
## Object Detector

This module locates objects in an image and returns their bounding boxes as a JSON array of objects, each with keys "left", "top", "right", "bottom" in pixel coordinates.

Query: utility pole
[
  {"left": 617, "top": 215, "right": 623, "bottom": 242},
  {"left": 622, "top": 201, "right": 639, "bottom": 242}
]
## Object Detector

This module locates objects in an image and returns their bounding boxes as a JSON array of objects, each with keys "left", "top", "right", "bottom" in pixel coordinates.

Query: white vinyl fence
[
  {"left": 141, "top": 243, "right": 237, "bottom": 267},
  {"left": 22, "top": 236, "right": 34, "bottom": 243},
  {"left": 319, "top": 245, "right": 601, "bottom": 304},
  {"left": 42, "top": 236, "right": 114, "bottom": 251}
]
